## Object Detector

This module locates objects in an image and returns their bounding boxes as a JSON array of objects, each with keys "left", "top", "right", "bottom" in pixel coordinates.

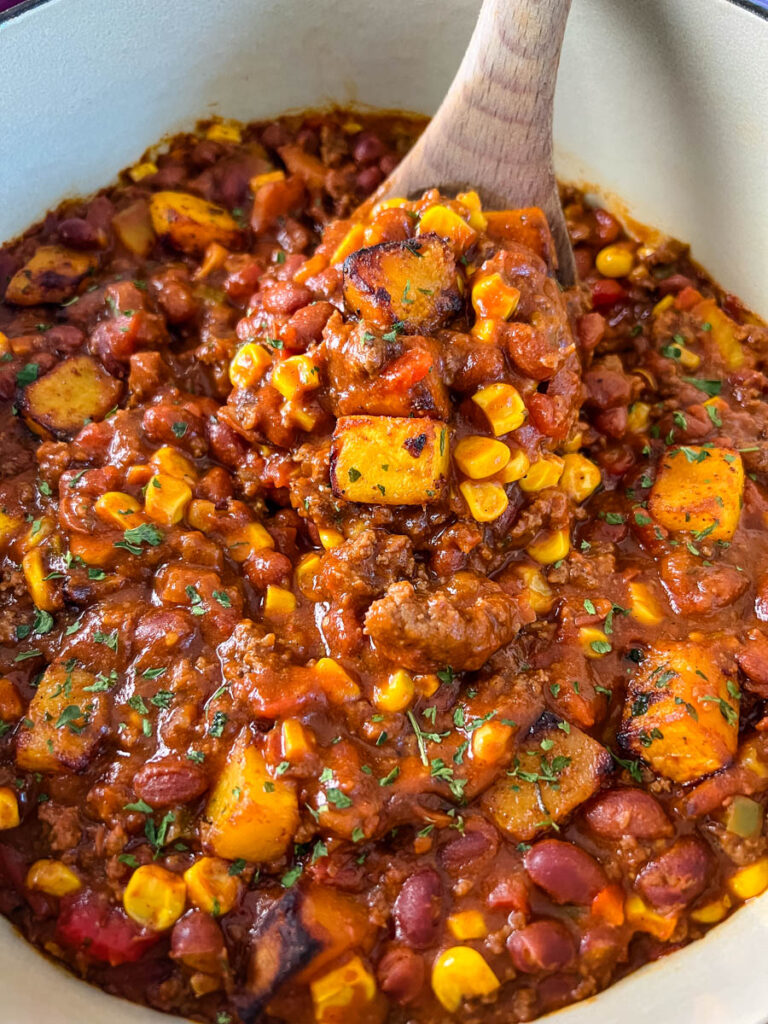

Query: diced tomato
[
  {"left": 674, "top": 285, "right": 704, "bottom": 311},
  {"left": 591, "top": 278, "right": 628, "bottom": 307},
  {"left": 56, "top": 891, "right": 160, "bottom": 965}
]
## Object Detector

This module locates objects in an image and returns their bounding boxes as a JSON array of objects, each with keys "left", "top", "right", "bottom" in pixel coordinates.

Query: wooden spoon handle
[{"left": 383, "top": 0, "right": 575, "bottom": 283}]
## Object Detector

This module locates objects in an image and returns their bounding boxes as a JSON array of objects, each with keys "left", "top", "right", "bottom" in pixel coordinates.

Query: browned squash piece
[
  {"left": 112, "top": 199, "right": 156, "bottom": 257},
  {"left": 484, "top": 208, "right": 554, "bottom": 266},
  {"left": 21, "top": 355, "right": 123, "bottom": 438},
  {"left": 330, "top": 415, "right": 449, "bottom": 505},
  {"left": 16, "top": 664, "right": 108, "bottom": 773},
  {"left": 5, "top": 245, "right": 97, "bottom": 305},
  {"left": 342, "top": 234, "right": 461, "bottom": 332},
  {"left": 482, "top": 711, "right": 612, "bottom": 842},
  {"left": 149, "top": 191, "right": 244, "bottom": 254},
  {"left": 648, "top": 446, "right": 743, "bottom": 541},
  {"left": 618, "top": 639, "right": 739, "bottom": 784}
]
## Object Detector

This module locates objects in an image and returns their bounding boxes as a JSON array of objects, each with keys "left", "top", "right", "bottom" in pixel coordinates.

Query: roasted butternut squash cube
[
  {"left": 483, "top": 712, "right": 612, "bottom": 841},
  {"left": 693, "top": 298, "right": 744, "bottom": 370},
  {"left": 16, "top": 665, "right": 108, "bottom": 773},
  {"left": 342, "top": 235, "right": 461, "bottom": 332},
  {"left": 202, "top": 730, "right": 298, "bottom": 863},
  {"left": 648, "top": 446, "right": 743, "bottom": 541},
  {"left": 149, "top": 191, "right": 244, "bottom": 254},
  {"left": 619, "top": 640, "right": 739, "bottom": 783},
  {"left": 330, "top": 415, "right": 449, "bottom": 505},
  {"left": 5, "top": 245, "right": 97, "bottom": 305},
  {"left": 112, "top": 199, "right": 156, "bottom": 257},
  {"left": 21, "top": 355, "right": 122, "bottom": 438}
]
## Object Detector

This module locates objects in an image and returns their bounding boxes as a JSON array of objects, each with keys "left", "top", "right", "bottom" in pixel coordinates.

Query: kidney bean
[
  {"left": 377, "top": 947, "right": 425, "bottom": 1004},
  {"left": 133, "top": 758, "right": 209, "bottom": 808},
  {"left": 657, "top": 273, "right": 697, "bottom": 296},
  {"left": 736, "top": 629, "right": 768, "bottom": 695},
  {"left": 592, "top": 208, "right": 622, "bottom": 246},
  {"left": 576, "top": 311, "right": 606, "bottom": 354},
  {"left": 196, "top": 466, "right": 235, "bottom": 504},
  {"left": 207, "top": 416, "right": 249, "bottom": 468},
  {"left": 353, "top": 133, "right": 386, "bottom": 166},
  {"left": 579, "top": 924, "right": 625, "bottom": 969},
  {"left": 524, "top": 840, "right": 607, "bottom": 905},
  {"left": 440, "top": 820, "right": 499, "bottom": 875},
  {"left": 379, "top": 153, "right": 399, "bottom": 177},
  {"left": 171, "top": 910, "right": 225, "bottom": 973},
  {"left": 636, "top": 836, "right": 711, "bottom": 913},
  {"left": 135, "top": 608, "right": 198, "bottom": 651},
  {"left": 594, "top": 406, "right": 628, "bottom": 438},
  {"left": 591, "top": 278, "right": 628, "bottom": 307},
  {"left": 142, "top": 404, "right": 207, "bottom": 455},
  {"left": 507, "top": 919, "right": 575, "bottom": 973},
  {"left": 573, "top": 246, "right": 595, "bottom": 278},
  {"left": 584, "top": 788, "right": 673, "bottom": 840},
  {"left": 261, "top": 121, "right": 293, "bottom": 150},
  {"left": 585, "top": 361, "right": 632, "bottom": 410},
  {"left": 356, "top": 166, "right": 383, "bottom": 193},
  {"left": 243, "top": 549, "right": 292, "bottom": 589},
  {"left": 392, "top": 868, "right": 443, "bottom": 949},
  {"left": 58, "top": 217, "right": 102, "bottom": 250},
  {"left": 261, "top": 280, "right": 313, "bottom": 316},
  {"left": 539, "top": 973, "right": 581, "bottom": 1013},
  {"left": 46, "top": 324, "right": 85, "bottom": 353},
  {"left": 284, "top": 301, "right": 335, "bottom": 351}
]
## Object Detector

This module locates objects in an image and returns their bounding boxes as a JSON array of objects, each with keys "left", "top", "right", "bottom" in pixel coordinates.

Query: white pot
[{"left": 0, "top": 0, "right": 767, "bottom": 1021}]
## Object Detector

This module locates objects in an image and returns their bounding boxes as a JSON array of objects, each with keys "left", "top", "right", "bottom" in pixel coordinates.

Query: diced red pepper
[
  {"left": 674, "top": 285, "right": 704, "bottom": 311},
  {"left": 56, "top": 891, "right": 160, "bottom": 965},
  {"left": 591, "top": 278, "right": 628, "bottom": 307},
  {"left": 381, "top": 347, "right": 434, "bottom": 390}
]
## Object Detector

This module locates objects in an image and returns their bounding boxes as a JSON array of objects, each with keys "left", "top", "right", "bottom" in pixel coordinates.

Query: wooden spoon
[{"left": 381, "top": 0, "right": 575, "bottom": 284}]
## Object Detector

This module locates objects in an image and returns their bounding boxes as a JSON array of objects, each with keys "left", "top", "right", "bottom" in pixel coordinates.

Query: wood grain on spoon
[{"left": 380, "top": 0, "right": 575, "bottom": 285}]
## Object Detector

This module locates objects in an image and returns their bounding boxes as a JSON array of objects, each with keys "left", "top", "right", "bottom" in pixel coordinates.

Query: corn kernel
[
  {"left": 471, "top": 721, "right": 513, "bottom": 764},
  {"left": 315, "top": 657, "right": 360, "bottom": 703},
  {"left": 595, "top": 244, "right": 634, "bottom": 278},
  {"left": 580, "top": 626, "right": 611, "bottom": 657},
  {"left": 459, "top": 480, "right": 509, "bottom": 523},
  {"left": 318, "top": 527, "right": 344, "bottom": 550},
  {"left": 0, "top": 677, "right": 22, "bottom": 722},
  {"left": 652, "top": 294, "right": 675, "bottom": 317},
  {"left": 559, "top": 454, "right": 601, "bottom": 503},
  {"left": 471, "top": 318, "right": 497, "bottom": 343},
  {"left": 416, "top": 673, "right": 441, "bottom": 697},
  {"left": 677, "top": 346, "right": 701, "bottom": 370},
  {"left": 264, "top": 585, "right": 296, "bottom": 618},
  {"left": 295, "top": 552, "right": 322, "bottom": 600},
  {"left": 562, "top": 431, "right": 583, "bottom": 453},
  {"left": 497, "top": 448, "right": 531, "bottom": 484},
  {"left": 454, "top": 436, "right": 510, "bottom": 480},
  {"left": 271, "top": 355, "right": 320, "bottom": 399},
  {"left": 128, "top": 161, "right": 158, "bottom": 183},
  {"left": 516, "top": 564, "right": 555, "bottom": 614},
  {"left": 93, "top": 491, "right": 143, "bottom": 530},
  {"left": 227, "top": 521, "right": 275, "bottom": 562},
  {"left": 205, "top": 120, "right": 242, "bottom": 144},
  {"left": 690, "top": 895, "right": 731, "bottom": 924},
  {"left": 195, "top": 241, "right": 230, "bottom": 280},
  {"left": 431, "top": 946, "right": 500, "bottom": 1012},
  {"left": 418, "top": 205, "right": 477, "bottom": 253},
  {"left": 447, "top": 910, "right": 488, "bottom": 940},
  {"left": 229, "top": 342, "right": 272, "bottom": 389},
  {"left": 0, "top": 332, "right": 8, "bottom": 358},
  {"left": 21, "top": 515, "right": 53, "bottom": 552},
  {"left": 281, "top": 718, "right": 313, "bottom": 760},
  {"left": 728, "top": 857, "right": 768, "bottom": 901},
  {"left": 625, "top": 893, "right": 677, "bottom": 941},
  {"left": 22, "top": 549, "right": 56, "bottom": 612},
  {"left": 288, "top": 400, "right": 319, "bottom": 432},
  {"left": 0, "top": 787, "right": 20, "bottom": 830},
  {"left": 374, "top": 670, "right": 415, "bottom": 713},
  {"left": 527, "top": 528, "right": 570, "bottom": 565},
  {"left": 26, "top": 859, "right": 81, "bottom": 897},
  {"left": 145, "top": 473, "right": 192, "bottom": 527},
  {"left": 628, "top": 581, "right": 664, "bottom": 625},
  {"left": 471, "top": 273, "right": 521, "bottom": 321},
  {"left": 472, "top": 383, "right": 527, "bottom": 436},
  {"left": 150, "top": 446, "right": 197, "bottom": 485},
  {"left": 310, "top": 955, "right": 377, "bottom": 1023},
  {"left": 250, "top": 169, "right": 285, "bottom": 190},
  {"left": 456, "top": 191, "right": 488, "bottom": 232},
  {"left": 123, "top": 864, "right": 186, "bottom": 931},
  {"left": 627, "top": 401, "right": 652, "bottom": 433},
  {"left": 184, "top": 856, "right": 240, "bottom": 916},
  {"left": 519, "top": 455, "right": 564, "bottom": 493},
  {"left": 331, "top": 224, "right": 366, "bottom": 265}
]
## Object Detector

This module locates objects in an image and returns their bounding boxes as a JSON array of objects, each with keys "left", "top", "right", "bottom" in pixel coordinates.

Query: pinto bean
[
  {"left": 507, "top": 919, "right": 575, "bottom": 973},
  {"left": 171, "top": 910, "right": 225, "bottom": 973},
  {"left": 636, "top": 836, "right": 711, "bottom": 913},
  {"left": 133, "top": 758, "right": 209, "bottom": 808},
  {"left": 392, "top": 868, "right": 443, "bottom": 949},
  {"left": 584, "top": 788, "right": 673, "bottom": 840},
  {"left": 377, "top": 947, "right": 425, "bottom": 1004},
  {"left": 523, "top": 840, "right": 607, "bottom": 905}
]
